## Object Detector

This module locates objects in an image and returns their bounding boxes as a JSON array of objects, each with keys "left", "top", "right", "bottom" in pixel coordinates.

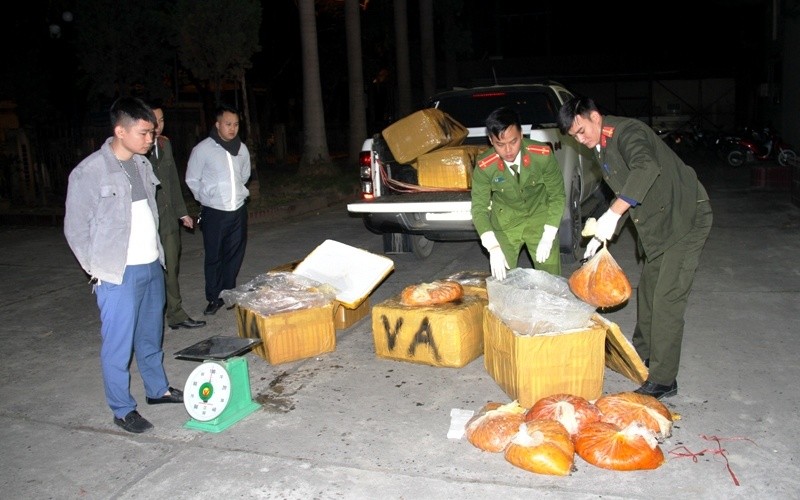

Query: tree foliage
[
  {"left": 73, "top": 0, "right": 173, "bottom": 103},
  {"left": 174, "top": 0, "right": 262, "bottom": 105}
]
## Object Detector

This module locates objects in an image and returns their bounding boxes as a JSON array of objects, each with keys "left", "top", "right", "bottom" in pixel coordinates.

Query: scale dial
[{"left": 184, "top": 361, "right": 231, "bottom": 422}]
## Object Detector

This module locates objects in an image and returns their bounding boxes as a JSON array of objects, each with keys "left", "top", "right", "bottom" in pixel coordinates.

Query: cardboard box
[
  {"left": 381, "top": 109, "right": 468, "bottom": 164},
  {"left": 293, "top": 240, "right": 394, "bottom": 309},
  {"left": 599, "top": 315, "right": 649, "bottom": 385},
  {"left": 483, "top": 307, "right": 607, "bottom": 407},
  {"left": 235, "top": 303, "right": 335, "bottom": 365},
  {"left": 371, "top": 294, "right": 485, "bottom": 368},
  {"left": 333, "top": 297, "right": 371, "bottom": 330},
  {"left": 415, "top": 145, "right": 482, "bottom": 189}
]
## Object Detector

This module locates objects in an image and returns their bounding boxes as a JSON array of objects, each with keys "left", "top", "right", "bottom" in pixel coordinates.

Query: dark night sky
[{"left": 2, "top": 0, "right": 770, "bottom": 125}]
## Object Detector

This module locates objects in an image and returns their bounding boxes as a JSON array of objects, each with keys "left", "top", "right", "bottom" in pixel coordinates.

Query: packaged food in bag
[{"left": 568, "top": 247, "right": 632, "bottom": 308}]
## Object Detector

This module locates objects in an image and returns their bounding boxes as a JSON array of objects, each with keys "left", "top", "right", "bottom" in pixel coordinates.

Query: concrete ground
[{"left": 0, "top": 153, "right": 798, "bottom": 499}]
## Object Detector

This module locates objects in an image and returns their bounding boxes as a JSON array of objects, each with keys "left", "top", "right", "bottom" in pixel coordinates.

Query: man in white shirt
[{"left": 186, "top": 103, "right": 251, "bottom": 315}]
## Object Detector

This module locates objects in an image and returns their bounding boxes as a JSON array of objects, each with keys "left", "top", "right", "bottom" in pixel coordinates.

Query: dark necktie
[{"left": 512, "top": 164, "right": 520, "bottom": 183}]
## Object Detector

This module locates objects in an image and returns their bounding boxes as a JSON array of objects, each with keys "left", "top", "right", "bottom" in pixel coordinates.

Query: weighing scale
[{"left": 174, "top": 335, "right": 262, "bottom": 433}]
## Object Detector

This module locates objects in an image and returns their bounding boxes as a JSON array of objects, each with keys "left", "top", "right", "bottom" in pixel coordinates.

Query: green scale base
[{"left": 183, "top": 357, "right": 260, "bottom": 433}]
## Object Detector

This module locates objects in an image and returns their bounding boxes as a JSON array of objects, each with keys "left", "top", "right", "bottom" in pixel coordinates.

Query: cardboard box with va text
[
  {"left": 235, "top": 303, "right": 335, "bottom": 365},
  {"left": 371, "top": 294, "right": 485, "bottom": 368},
  {"left": 483, "top": 307, "right": 607, "bottom": 407}
]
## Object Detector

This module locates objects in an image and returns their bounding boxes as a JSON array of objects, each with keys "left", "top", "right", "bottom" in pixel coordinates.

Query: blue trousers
[
  {"left": 200, "top": 205, "right": 248, "bottom": 302},
  {"left": 95, "top": 260, "right": 169, "bottom": 419}
]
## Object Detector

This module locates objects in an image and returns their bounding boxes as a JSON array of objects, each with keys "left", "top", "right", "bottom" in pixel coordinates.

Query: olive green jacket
[
  {"left": 595, "top": 115, "right": 708, "bottom": 261},
  {"left": 471, "top": 138, "right": 565, "bottom": 237},
  {"left": 148, "top": 135, "right": 188, "bottom": 236}
]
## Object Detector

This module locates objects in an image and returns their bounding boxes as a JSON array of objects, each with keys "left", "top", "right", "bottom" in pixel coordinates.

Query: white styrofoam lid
[{"left": 292, "top": 240, "right": 394, "bottom": 308}]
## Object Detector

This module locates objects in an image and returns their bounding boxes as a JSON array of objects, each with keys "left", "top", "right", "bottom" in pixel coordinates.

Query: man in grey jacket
[
  {"left": 64, "top": 97, "right": 184, "bottom": 434},
  {"left": 186, "top": 103, "right": 251, "bottom": 315}
]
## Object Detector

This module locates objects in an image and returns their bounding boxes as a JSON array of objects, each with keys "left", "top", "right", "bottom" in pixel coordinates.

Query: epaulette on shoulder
[
  {"left": 602, "top": 126, "right": 615, "bottom": 138},
  {"left": 526, "top": 144, "right": 551, "bottom": 156},
  {"left": 477, "top": 152, "right": 500, "bottom": 170}
]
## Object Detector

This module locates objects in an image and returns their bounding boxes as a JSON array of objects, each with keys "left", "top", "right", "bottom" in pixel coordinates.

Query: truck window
[{"left": 433, "top": 91, "right": 557, "bottom": 128}]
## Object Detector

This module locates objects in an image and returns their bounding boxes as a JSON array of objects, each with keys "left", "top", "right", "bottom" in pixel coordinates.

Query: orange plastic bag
[{"left": 568, "top": 247, "right": 631, "bottom": 308}]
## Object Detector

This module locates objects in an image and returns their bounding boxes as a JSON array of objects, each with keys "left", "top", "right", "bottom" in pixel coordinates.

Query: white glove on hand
[
  {"left": 583, "top": 237, "right": 603, "bottom": 260},
  {"left": 535, "top": 225, "right": 558, "bottom": 263},
  {"left": 481, "top": 231, "right": 510, "bottom": 280},
  {"left": 489, "top": 247, "right": 510, "bottom": 280},
  {"left": 594, "top": 209, "right": 622, "bottom": 242}
]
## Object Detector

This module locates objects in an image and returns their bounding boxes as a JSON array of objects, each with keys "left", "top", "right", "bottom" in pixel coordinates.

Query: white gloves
[
  {"left": 535, "top": 225, "right": 558, "bottom": 263},
  {"left": 584, "top": 238, "right": 603, "bottom": 259},
  {"left": 594, "top": 209, "right": 622, "bottom": 242},
  {"left": 581, "top": 209, "right": 621, "bottom": 259},
  {"left": 481, "top": 231, "right": 510, "bottom": 280}
]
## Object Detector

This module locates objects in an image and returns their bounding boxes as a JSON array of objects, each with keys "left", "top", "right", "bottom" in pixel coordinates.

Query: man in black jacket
[{"left": 148, "top": 104, "right": 205, "bottom": 330}]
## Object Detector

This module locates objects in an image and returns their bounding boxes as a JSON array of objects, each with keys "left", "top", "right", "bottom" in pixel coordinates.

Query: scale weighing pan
[{"left": 174, "top": 335, "right": 261, "bottom": 361}]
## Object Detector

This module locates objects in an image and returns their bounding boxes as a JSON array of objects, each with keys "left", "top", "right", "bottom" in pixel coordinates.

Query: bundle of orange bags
[{"left": 568, "top": 246, "right": 631, "bottom": 308}]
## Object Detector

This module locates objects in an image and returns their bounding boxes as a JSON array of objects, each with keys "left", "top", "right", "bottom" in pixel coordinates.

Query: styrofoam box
[{"left": 293, "top": 240, "right": 394, "bottom": 309}]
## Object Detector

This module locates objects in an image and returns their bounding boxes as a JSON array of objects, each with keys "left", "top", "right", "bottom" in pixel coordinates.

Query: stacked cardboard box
[
  {"left": 415, "top": 145, "right": 484, "bottom": 189},
  {"left": 381, "top": 108, "right": 468, "bottom": 164}
]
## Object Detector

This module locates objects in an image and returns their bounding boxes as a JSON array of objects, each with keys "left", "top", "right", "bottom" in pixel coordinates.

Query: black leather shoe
[
  {"left": 146, "top": 387, "right": 184, "bottom": 405},
  {"left": 635, "top": 380, "right": 677, "bottom": 400},
  {"left": 203, "top": 299, "right": 224, "bottom": 316},
  {"left": 169, "top": 317, "right": 207, "bottom": 330},
  {"left": 114, "top": 410, "right": 153, "bottom": 433}
]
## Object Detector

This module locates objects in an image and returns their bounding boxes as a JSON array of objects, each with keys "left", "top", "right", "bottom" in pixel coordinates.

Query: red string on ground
[{"left": 668, "top": 435, "right": 757, "bottom": 486}]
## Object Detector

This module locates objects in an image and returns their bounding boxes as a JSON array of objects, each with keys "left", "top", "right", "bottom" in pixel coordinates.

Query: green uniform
[
  {"left": 148, "top": 135, "right": 191, "bottom": 326},
  {"left": 596, "top": 116, "right": 712, "bottom": 385},
  {"left": 471, "top": 138, "right": 565, "bottom": 275}
]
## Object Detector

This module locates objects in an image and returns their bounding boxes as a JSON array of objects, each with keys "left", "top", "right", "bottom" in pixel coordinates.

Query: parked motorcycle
[{"left": 720, "top": 127, "right": 796, "bottom": 167}]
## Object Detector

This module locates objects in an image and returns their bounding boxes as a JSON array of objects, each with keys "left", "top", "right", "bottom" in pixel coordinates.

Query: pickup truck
[{"left": 347, "top": 83, "right": 609, "bottom": 260}]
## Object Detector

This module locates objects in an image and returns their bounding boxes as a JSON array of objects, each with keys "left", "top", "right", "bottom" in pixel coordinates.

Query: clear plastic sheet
[
  {"left": 444, "top": 270, "right": 491, "bottom": 287},
  {"left": 486, "top": 268, "right": 596, "bottom": 336},
  {"left": 219, "top": 272, "right": 337, "bottom": 316}
]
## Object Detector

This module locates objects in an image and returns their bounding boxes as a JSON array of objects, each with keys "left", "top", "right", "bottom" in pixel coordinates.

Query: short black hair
[
  {"left": 556, "top": 96, "right": 599, "bottom": 134},
  {"left": 109, "top": 97, "right": 157, "bottom": 129},
  {"left": 215, "top": 103, "right": 239, "bottom": 120},
  {"left": 485, "top": 107, "right": 521, "bottom": 139}
]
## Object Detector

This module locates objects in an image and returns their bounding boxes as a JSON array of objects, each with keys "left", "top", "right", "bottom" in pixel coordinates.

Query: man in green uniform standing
[
  {"left": 149, "top": 104, "right": 206, "bottom": 330},
  {"left": 471, "top": 107, "right": 565, "bottom": 280},
  {"left": 557, "top": 96, "right": 713, "bottom": 400}
]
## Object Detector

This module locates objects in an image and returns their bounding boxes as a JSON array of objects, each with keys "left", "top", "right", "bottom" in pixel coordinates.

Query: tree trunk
[
  {"left": 240, "top": 73, "right": 259, "bottom": 198},
  {"left": 393, "top": 0, "right": 412, "bottom": 118},
  {"left": 345, "top": 0, "right": 368, "bottom": 166},
  {"left": 297, "top": 0, "right": 335, "bottom": 176},
  {"left": 419, "top": 0, "right": 435, "bottom": 101}
]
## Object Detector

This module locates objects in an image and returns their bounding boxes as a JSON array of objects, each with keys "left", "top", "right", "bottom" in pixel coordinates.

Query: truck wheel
[{"left": 411, "top": 234, "right": 435, "bottom": 259}]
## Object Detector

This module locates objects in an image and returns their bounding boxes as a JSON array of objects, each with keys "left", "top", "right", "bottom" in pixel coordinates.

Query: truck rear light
[
  {"left": 361, "top": 181, "right": 373, "bottom": 194},
  {"left": 472, "top": 91, "right": 507, "bottom": 98},
  {"left": 359, "top": 151, "right": 372, "bottom": 179}
]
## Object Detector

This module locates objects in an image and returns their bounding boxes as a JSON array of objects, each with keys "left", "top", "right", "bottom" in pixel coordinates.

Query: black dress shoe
[
  {"left": 169, "top": 317, "right": 207, "bottom": 330},
  {"left": 203, "top": 299, "right": 224, "bottom": 316},
  {"left": 635, "top": 380, "right": 678, "bottom": 400},
  {"left": 146, "top": 387, "right": 184, "bottom": 405},
  {"left": 114, "top": 410, "right": 153, "bottom": 433}
]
